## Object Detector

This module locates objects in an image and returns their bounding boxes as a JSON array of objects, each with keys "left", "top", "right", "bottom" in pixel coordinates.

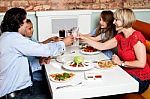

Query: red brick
[
  {"left": 0, "top": 0, "right": 149, "bottom": 12},
  {"left": 12, "top": 1, "right": 29, "bottom": 7},
  {"left": 0, "top": 1, "right": 11, "bottom": 7}
]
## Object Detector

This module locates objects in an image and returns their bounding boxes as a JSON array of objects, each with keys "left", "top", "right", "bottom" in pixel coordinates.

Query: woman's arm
[
  {"left": 81, "top": 28, "right": 97, "bottom": 37},
  {"left": 125, "top": 41, "right": 146, "bottom": 68},
  {"left": 82, "top": 33, "right": 93, "bottom": 37},
  {"left": 112, "top": 41, "right": 146, "bottom": 68},
  {"left": 80, "top": 34, "right": 117, "bottom": 51},
  {"left": 85, "top": 35, "right": 101, "bottom": 42}
]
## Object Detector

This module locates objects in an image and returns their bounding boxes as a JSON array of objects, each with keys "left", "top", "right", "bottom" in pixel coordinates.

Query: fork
[{"left": 56, "top": 82, "right": 82, "bottom": 89}]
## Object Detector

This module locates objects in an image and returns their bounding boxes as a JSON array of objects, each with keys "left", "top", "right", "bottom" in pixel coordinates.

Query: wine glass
[{"left": 72, "top": 27, "right": 79, "bottom": 46}]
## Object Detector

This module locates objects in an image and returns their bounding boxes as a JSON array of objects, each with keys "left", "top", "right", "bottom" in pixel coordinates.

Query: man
[{"left": 0, "top": 7, "right": 73, "bottom": 99}]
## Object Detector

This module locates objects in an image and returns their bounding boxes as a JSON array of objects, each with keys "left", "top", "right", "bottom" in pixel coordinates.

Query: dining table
[{"left": 44, "top": 45, "right": 139, "bottom": 99}]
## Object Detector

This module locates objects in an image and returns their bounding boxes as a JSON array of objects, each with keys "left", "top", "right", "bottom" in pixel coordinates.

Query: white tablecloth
[{"left": 45, "top": 46, "right": 139, "bottom": 99}]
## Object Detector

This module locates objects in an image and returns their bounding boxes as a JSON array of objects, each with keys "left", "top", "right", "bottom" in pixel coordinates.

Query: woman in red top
[{"left": 79, "top": 8, "right": 150, "bottom": 93}]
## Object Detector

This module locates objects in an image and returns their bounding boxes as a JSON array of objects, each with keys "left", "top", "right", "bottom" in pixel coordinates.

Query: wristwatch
[{"left": 121, "top": 61, "right": 125, "bottom": 67}]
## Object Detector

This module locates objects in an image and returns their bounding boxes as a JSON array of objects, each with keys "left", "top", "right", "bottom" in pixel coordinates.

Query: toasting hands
[
  {"left": 42, "top": 36, "right": 62, "bottom": 44},
  {"left": 79, "top": 33, "right": 90, "bottom": 43},
  {"left": 63, "top": 35, "right": 74, "bottom": 46}
]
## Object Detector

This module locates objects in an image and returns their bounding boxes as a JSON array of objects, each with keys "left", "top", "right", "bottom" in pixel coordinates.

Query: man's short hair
[{"left": 0, "top": 7, "right": 27, "bottom": 33}]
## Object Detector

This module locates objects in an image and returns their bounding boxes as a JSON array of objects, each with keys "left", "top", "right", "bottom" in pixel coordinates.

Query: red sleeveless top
[{"left": 115, "top": 31, "right": 150, "bottom": 81}]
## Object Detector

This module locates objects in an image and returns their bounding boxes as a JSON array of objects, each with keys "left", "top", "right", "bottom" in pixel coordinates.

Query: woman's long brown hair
[{"left": 95, "top": 11, "right": 116, "bottom": 43}]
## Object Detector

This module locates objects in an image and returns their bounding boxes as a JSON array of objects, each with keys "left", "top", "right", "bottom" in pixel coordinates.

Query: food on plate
[
  {"left": 49, "top": 72, "right": 75, "bottom": 82},
  {"left": 69, "top": 56, "right": 89, "bottom": 67},
  {"left": 62, "top": 55, "right": 94, "bottom": 71},
  {"left": 97, "top": 60, "right": 115, "bottom": 68},
  {"left": 73, "top": 55, "right": 84, "bottom": 64},
  {"left": 82, "top": 46, "right": 98, "bottom": 52},
  {"left": 69, "top": 61, "right": 85, "bottom": 67}
]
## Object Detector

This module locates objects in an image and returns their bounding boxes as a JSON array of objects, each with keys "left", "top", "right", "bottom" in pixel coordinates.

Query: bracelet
[{"left": 121, "top": 61, "right": 125, "bottom": 67}]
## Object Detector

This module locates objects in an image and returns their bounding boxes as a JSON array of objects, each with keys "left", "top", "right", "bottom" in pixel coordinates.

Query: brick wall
[{"left": 0, "top": 0, "right": 150, "bottom": 12}]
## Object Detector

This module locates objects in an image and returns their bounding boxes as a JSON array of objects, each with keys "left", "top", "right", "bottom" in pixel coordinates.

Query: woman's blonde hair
[{"left": 114, "top": 8, "right": 136, "bottom": 28}]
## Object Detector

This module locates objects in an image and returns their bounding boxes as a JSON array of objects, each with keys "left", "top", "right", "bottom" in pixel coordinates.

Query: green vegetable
[
  {"left": 73, "top": 56, "right": 84, "bottom": 64},
  {"left": 56, "top": 73, "right": 71, "bottom": 81},
  {"left": 56, "top": 74, "right": 65, "bottom": 80},
  {"left": 63, "top": 73, "right": 70, "bottom": 78},
  {"left": 59, "top": 76, "right": 65, "bottom": 80}
]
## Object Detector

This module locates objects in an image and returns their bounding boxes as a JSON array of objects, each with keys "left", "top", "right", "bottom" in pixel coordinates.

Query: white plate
[
  {"left": 63, "top": 60, "right": 94, "bottom": 71},
  {"left": 80, "top": 49, "right": 100, "bottom": 55},
  {"left": 49, "top": 72, "right": 75, "bottom": 83}
]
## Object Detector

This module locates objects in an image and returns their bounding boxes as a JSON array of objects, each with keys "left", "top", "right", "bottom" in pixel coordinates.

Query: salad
[{"left": 50, "top": 72, "right": 75, "bottom": 82}]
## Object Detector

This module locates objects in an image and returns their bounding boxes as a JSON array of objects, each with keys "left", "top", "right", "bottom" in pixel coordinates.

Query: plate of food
[
  {"left": 80, "top": 45, "right": 100, "bottom": 55},
  {"left": 94, "top": 60, "right": 116, "bottom": 69},
  {"left": 49, "top": 72, "right": 75, "bottom": 83},
  {"left": 62, "top": 56, "right": 94, "bottom": 71}
]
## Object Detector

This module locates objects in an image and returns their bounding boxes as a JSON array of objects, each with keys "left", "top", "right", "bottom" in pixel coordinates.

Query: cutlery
[{"left": 56, "top": 82, "right": 82, "bottom": 89}]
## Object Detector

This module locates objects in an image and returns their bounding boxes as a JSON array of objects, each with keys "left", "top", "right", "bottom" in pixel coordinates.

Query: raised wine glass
[{"left": 72, "top": 27, "right": 79, "bottom": 46}]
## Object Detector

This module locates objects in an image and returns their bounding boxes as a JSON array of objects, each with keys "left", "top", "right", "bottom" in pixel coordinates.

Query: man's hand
[
  {"left": 63, "top": 35, "right": 74, "bottom": 46},
  {"left": 42, "top": 36, "right": 62, "bottom": 44},
  {"left": 39, "top": 56, "right": 51, "bottom": 65},
  {"left": 50, "top": 36, "right": 62, "bottom": 42}
]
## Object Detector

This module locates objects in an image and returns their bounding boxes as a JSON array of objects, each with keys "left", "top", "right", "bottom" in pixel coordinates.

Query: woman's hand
[
  {"left": 112, "top": 54, "right": 122, "bottom": 66},
  {"left": 79, "top": 33, "right": 89, "bottom": 42}
]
